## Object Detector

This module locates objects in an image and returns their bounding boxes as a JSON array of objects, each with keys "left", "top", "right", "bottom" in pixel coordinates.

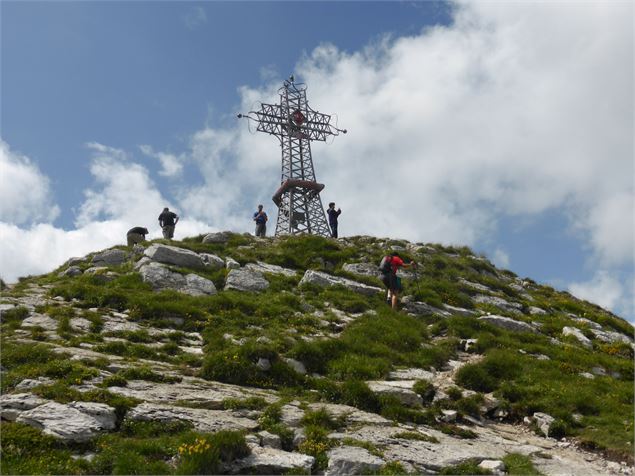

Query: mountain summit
[{"left": 1, "top": 233, "right": 633, "bottom": 475}]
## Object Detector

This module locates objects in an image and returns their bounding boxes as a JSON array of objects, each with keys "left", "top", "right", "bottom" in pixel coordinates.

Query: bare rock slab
[
  {"left": 107, "top": 377, "right": 275, "bottom": 407},
  {"left": 127, "top": 402, "right": 258, "bottom": 433},
  {"left": 245, "top": 261, "right": 298, "bottom": 277},
  {"left": 144, "top": 244, "right": 206, "bottom": 269},
  {"left": 92, "top": 249, "right": 128, "bottom": 267},
  {"left": 228, "top": 446, "right": 315, "bottom": 474},
  {"left": 562, "top": 326, "right": 592, "bottom": 348},
  {"left": 366, "top": 381, "right": 422, "bottom": 407},
  {"left": 478, "top": 315, "right": 538, "bottom": 334},
  {"left": 299, "top": 270, "right": 382, "bottom": 296},
  {"left": 140, "top": 262, "right": 217, "bottom": 296},
  {"left": 16, "top": 401, "right": 116, "bottom": 442},
  {"left": 325, "top": 446, "right": 385, "bottom": 476},
  {"left": 0, "top": 393, "right": 48, "bottom": 421},
  {"left": 225, "top": 268, "right": 269, "bottom": 292}
]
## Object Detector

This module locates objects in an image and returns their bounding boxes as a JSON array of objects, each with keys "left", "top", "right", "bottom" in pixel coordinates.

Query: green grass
[{"left": 502, "top": 453, "right": 543, "bottom": 475}]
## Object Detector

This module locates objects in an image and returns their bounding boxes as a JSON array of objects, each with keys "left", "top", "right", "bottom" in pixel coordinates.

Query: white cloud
[
  {"left": 139, "top": 144, "right": 183, "bottom": 177},
  {"left": 569, "top": 271, "right": 631, "bottom": 317},
  {"left": 216, "top": 1, "right": 631, "bottom": 267},
  {"left": 491, "top": 249, "right": 510, "bottom": 269},
  {"left": 0, "top": 139, "right": 60, "bottom": 225},
  {"left": 183, "top": 6, "right": 207, "bottom": 30},
  {"left": 0, "top": 142, "right": 211, "bottom": 282}
]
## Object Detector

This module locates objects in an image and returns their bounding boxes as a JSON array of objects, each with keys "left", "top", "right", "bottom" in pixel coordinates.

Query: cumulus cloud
[
  {"left": 569, "top": 271, "right": 631, "bottom": 317},
  {"left": 0, "top": 139, "right": 60, "bottom": 225},
  {"left": 173, "top": 1, "right": 632, "bottom": 270},
  {"left": 139, "top": 144, "right": 183, "bottom": 177},
  {"left": 0, "top": 142, "right": 210, "bottom": 282},
  {"left": 491, "top": 249, "right": 510, "bottom": 269}
]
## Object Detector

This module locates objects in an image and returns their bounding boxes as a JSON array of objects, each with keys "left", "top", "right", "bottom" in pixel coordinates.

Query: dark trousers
[{"left": 330, "top": 223, "right": 338, "bottom": 238}]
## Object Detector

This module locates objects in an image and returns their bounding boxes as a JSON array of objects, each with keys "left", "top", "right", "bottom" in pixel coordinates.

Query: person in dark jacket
[
  {"left": 158, "top": 207, "right": 179, "bottom": 240},
  {"left": 327, "top": 202, "right": 342, "bottom": 238},
  {"left": 253, "top": 204, "right": 268, "bottom": 237},
  {"left": 127, "top": 227, "right": 149, "bottom": 246}
]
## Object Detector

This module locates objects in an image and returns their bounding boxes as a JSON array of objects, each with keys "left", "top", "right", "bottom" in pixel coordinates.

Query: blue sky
[{"left": 1, "top": 1, "right": 633, "bottom": 320}]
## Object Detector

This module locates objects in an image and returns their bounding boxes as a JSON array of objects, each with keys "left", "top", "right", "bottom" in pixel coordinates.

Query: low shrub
[{"left": 413, "top": 379, "right": 436, "bottom": 404}]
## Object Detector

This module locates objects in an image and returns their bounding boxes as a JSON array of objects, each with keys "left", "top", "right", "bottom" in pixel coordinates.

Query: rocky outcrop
[
  {"left": 229, "top": 446, "right": 314, "bottom": 474},
  {"left": 532, "top": 412, "right": 555, "bottom": 437},
  {"left": 140, "top": 262, "right": 217, "bottom": 296},
  {"left": 16, "top": 401, "right": 116, "bottom": 442},
  {"left": 144, "top": 244, "right": 206, "bottom": 269},
  {"left": 473, "top": 294, "right": 523, "bottom": 314},
  {"left": 299, "top": 270, "right": 382, "bottom": 296},
  {"left": 366, "top": 380, "right": 422, "bottom": 407},
  {"left": 58, "top": 266, "right": 83, "bottom": 278},
  {"left": 245, "top": 261, "right": 298, "bottom": 277},
  {"left": 342, "top": 262, "right": 378, "bottom": 277},
  {"left": 325, "top": 446, "right": 385, "bottom": 476},
  {"left": 200, "top": 253, "right": 225, "bottom": 270},
  {"left": 225, "top": 268, "right": 269, "bottom": 292},
  {"left": 562, "top": 326, "right": 592, "bottom": 348},
  {"left": 402, "top": 297, "right": 451, "bottom": 317},
  {"left": 202, "top": 231, "right": 233, "bottom": 244},
  {"left": 478, "top": 315, "right": 538, "bottom": 334},
  {"left": 92, "top": 249, "right": 128, "bottom": 267},
  {"left": 0, "top": 393, "right": 48, "bottom": 421},
  {"left": 126, "top": 402, "right": 258, "bottom": 433},
  {"left": 21, "top": 313, "right": 57, "bottom": 331},
  {"left": 590, "top": 328, "right": 632, "bottom": 344}
]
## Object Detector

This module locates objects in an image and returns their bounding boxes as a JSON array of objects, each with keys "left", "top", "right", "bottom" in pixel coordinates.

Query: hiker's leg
[
  {"left": 391, "top": 291, "right": 399, "bottom": 309},
  {"left": 127, "top": 234, "right": 134, "bottom": 247},
  {"left": 162, "top": 226, "right": 169, "bottom": 239}
]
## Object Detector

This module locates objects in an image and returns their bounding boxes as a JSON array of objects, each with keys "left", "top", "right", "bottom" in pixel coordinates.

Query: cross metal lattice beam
[{"left": 238, "top": 76, "right": 346, "bottom": 237}]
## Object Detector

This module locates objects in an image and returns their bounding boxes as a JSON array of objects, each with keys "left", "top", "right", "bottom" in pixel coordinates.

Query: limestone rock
[
  {"left": 401, "top": 297, "right": 451, "bottom": 317},
  {"left": 101, "top": 313, "right": 141, "bottom": 333},
  {"left": 528, "top": 306, "right": 548, "bottom": 315},
  {"left": 532, "top": 412, "right": 555, "bottom": 437},
  {"left": 59, "top": 266, "right": 83, "bottom": 278},
  {"left": 15, "top": 377, "right": 55, "bottom": 390},
  {"left": 442, "top": 304, "right": 476, "bottom": 316},
  {"left": 479, "top": 459, "right": 506, "bottom": 475},
  {"left": 92, "top": 249, "right": 128, "bottom": 267},
  {"left": 590, "top": 328, "right": 632, "bottom": 344},
  {"left": 283, "top": 358, "right": 307, "bottom": 375},
  {"left": 64, "top": 256, "right": 87, "bottom": 267},
  {"left": 299, "top": 270, "right": 382, "bottom": 296},
  {"left": 225, "top": 257, "right": 241, "bottom": 269},
  {"left": 256, "top": 358, "right": 271, "bottom": 371},
  {"left": 184, "top": 273, "right": 218, "bottom": 296},
  {"left": 0, "top": 393, "right": 48, "bottom": 421},
  {"left": 478, "top": 315, "right": 538, "bottom": 334},
  {"left": 107, "top": 377, "right": 274, "bottom": 407},
  {"left": 562, "top": 326, "right": 592, "bottom": 348},
  {"left": 245, "top": 261, "right": 298, "bottom": 277},
  {"left": 202, "top": 231, "right": 233, "bottom": 243},
  {"left": 257, "top": 430, "right": 282, "bottom": 449},
  {"left": 144, "top": 244, "right": 206, "bottom": 269},
  {"left": 140, "top": 262, "right": 216, "bottom": 296},
  {"left": 201, "top": 253, "right": 224, "bottom": 270},
  {"left": 388, "top": 368, "right": 435, "bottom": 381},
  {"left": 21, "top": 313, "right": 57, "bottom": 331},
  {"left": 325, "top": 446, "right": 385, "bottom": 476},
  {"left": 126, "top": 402, "right": 258, "bottom": 433},
  {"left": 228, "top": 446, "right": 314, "bottom": 474},
  {"left": 16, "top": 401, "right": 116, "bottom": 442},
  {"left": 473, "top": 294, "right": 523, "bottom": 314},
  {"left": 225, "top": 268, "right": 269, "bottom": 292},
  {"left": 459, "top": 278, "right": 492, "bottom": 293},
  {"left": 70, "top": 317, "right": 92, "bottom": 332},
  {"left": 366, "top": 380, "right": 422, "bottom": 407},
  {"left": 440, "top": 409, "right": 457, "bottom": 423},
  {"left": 342, "top": 262, "right": 379, "bottom": 277}
]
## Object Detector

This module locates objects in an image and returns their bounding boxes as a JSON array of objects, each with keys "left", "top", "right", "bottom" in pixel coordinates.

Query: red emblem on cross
[{"left": 292, "top": 109, "right": 305, "bottom": 125}]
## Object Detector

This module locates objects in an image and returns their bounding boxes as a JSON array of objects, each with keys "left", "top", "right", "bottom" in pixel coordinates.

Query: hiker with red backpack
[{"left": 379, "top": 253, "right": 417, "bottom": 310}]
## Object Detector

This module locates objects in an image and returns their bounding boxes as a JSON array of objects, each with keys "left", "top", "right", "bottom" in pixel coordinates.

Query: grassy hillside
[{"left": 1, "top": 233, "right": 633, "bottom": 475}]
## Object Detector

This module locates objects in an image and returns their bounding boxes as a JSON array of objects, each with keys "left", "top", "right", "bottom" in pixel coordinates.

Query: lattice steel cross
[{"left": 238, "top": 76, "right": 346, "bottom": 237}]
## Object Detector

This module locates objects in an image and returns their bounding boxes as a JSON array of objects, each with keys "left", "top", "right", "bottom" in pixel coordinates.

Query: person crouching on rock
[{"left": 127, "top": 227, "right": 149, "bottom": 246}]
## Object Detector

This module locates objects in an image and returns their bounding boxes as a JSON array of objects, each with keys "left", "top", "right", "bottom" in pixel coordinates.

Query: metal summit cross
[{"left": 238, "top": 76, "right": 346, "bottom": 237}]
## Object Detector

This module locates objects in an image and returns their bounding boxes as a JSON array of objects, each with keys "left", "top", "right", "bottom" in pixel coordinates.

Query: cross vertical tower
[{"left": 239, "top": 76, "right": 346, "bottom": 237}]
